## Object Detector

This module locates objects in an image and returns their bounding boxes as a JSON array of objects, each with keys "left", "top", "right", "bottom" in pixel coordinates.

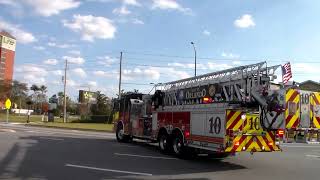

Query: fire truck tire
[
  {"left": 116, "top": 123, "right": 130, "bottom": 143},
  {"left": 172, "top": 132, "right": 187, "bottom": 158},
  {"left": 158, "top": 133, "right": 172, "bottom": 153}
]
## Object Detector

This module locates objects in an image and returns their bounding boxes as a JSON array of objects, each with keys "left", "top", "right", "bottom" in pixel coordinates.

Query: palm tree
[
  {"left": 39, "top": 85, "right": 47, "bottom": 114},
  {"left": 30, "top": 84, "right": 40, "bottom": 111}
]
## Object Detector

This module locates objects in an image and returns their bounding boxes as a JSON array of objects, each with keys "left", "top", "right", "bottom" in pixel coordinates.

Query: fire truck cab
[{"left": 115, "top": 62, "right": 284, "bottom": 158}]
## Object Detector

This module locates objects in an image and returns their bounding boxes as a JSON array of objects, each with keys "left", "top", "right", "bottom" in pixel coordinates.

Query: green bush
[{"left": 71, "top": 115, "right": 111, "bottom": 123}]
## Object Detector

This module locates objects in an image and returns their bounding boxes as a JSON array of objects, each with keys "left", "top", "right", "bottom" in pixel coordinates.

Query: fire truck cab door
[{"left": 129, "top": 99, "right": 144, "bottom": 136}]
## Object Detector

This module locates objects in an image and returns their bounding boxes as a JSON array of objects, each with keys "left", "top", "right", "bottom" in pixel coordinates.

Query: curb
[{"left": 24, "top": 123, "right": 114, "bottom": 133}]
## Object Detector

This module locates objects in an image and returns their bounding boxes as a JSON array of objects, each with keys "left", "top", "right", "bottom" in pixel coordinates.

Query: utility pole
[
  {"left": 118, "top": 52, "right": 123, "bottom": 100},
  {"left": 191, "top": 42, "right": 197, "bottom": 77},
  {"left": 63, "top": 59, "right": 68, "bottom": 123}
]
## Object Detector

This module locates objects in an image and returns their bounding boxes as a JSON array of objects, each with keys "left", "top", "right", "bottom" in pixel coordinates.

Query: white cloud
[
  {"left": 292, "top": 63, "right": 318, "bottom": 74},
  {"left": 132, "top": 18, "right": 144, "bottom": 25},
  {"left": 234, "top": 14, "right": 255, "bottom": 28},
  {"left": 52, "top": 70, "right": 63, "bottom": 76},
  {"left": 168, "top": 62, "right": 207, "bottom": 70},
  {"left": 232, "top": 60, "right": 241, "bottom": 65},
  {"left": 202, "top": 30, "right": 210, "bottom": 36},
  {"left": 124, "top": 0, "right": 140, "bottom": 6},
  {"left": 0, "top": 20, "right": 36, "bottom": 44},
  {"left": 63, "top": 14, "right": 116, "bottom": 42},
  {"left": 123, "top": 67, "right": 160, "bottom": 80},
  {"left": 72, "top": 68, "right": 87, "bottom": 77},
  {"left": 68, "top": 50, "right": 81, "bottom": 56},
  {"left": 88, "top": 81, "right": 97, "bottom": 87},
  {"left": 67, "top": 79, "right": 77, "bottom": 87},
  {"left": 63, "top": 56, "right": 85, "bottom": 65},
  {"left": 207, "top": 62, "right": 233, "bottom": 70},
  {"left": 43, "top": 59, "right": 58, "bottom": 65},
  {"left": 113, "top": 6, "right": 131, "bottom": 15},
  {"left": 97, "top": 56, "right": 118, "bottom": 66},
  {"left": 0, "top": 0, "right": 18, "bottom": 6},
  {"left": 93, "top": 70, "right": 115, "bottom": 78},
  {"left": 47, "top": 42, "right": 74, "bottom": 48},
  {"left": 93, "top": 70, "right": 107, "bottom": 76},
  {"left": 23, "top": 0, "right": 81, "bottom": 17},
  {"left": 151, "top": 0, "right": 192, "bottom": 14},
  {"left": 221, "top": 52, "right": 240, "bottom": 59},
  {"left": 15, "top": 64, "right": 48, "bottom": 85},
  {"left": 34, "top": 46, "right": 45, "bottom": 50},
  {"left": 168, "top": 62, "right": 233, "bottom": 71}
]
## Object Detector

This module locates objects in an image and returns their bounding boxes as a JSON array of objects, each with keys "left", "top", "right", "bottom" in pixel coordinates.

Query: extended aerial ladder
[{"left": 156, "top": 61, "right": 283, "bottom": 130}]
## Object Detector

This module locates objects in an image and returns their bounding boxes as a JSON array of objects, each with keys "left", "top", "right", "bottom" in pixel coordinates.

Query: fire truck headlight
[{"left": 241, "top": 114, "right": 246, "bottom": 120}]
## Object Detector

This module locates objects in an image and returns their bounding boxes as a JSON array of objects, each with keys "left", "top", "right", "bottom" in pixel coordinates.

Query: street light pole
[
  {"left": 191, "top": 42, "right": 197, "bottom": 77},
  {"left": 63, "top": 59, "right": 68, "bottom": 123}
]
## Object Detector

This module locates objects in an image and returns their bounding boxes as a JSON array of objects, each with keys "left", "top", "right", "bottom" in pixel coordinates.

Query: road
[{"left": 0, "top": 123, "right": 320, "bottom": 180}]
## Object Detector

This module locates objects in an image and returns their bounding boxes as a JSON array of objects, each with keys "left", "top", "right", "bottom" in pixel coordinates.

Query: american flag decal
[{"left": 282, "top": 62, "right": 292, "bottom": 84}]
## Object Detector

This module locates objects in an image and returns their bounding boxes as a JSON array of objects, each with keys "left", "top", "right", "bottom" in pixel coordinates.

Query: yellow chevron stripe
[
  {"left": 286, "top": 89, "right": 294, "bottom": 101},
  {"left": 226, "top": 111, "right": 242, "bottom": 129},
  {"left": 225, "top": 135, "right": 242, "bottom": 152},
  {"left": 247, "top": 141, "right": 259, "bottom": 151},
  {"left": 314, "top": 118, "right": 320, "bottom": 128},
  {"left": 233, "top": 119, "right": 243, "bottom": 131},
  {"left": 257, "top": 136, "right": 271, "bottom": 151},
  {"left": 266, "top": 132, "right": 280, "bottom": 151},
  {"left": 285, "top": 89, "right": 300, "bottom": 128},
  {"left": 236, "top": 136, "right": 250, "bottom": 151},
  {"left": 286, "top": 113, "right": 298, "bottom": 128}
]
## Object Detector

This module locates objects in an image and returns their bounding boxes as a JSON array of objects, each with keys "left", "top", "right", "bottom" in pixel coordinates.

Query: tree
[
  {"left": 39, "top": 85, "right": 47, "bottom": 113},
  {"left": 90, "top": 92, "right": 111, "bottom": 115},
  {"left": 30, "top": 84, "right": 40, "bottom": 93},
  {"left": 10, "top": 80, "right": 28, "bottom": 109}
]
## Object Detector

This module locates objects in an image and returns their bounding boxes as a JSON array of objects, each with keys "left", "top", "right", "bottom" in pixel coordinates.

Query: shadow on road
[{"left": 0, "top": 135, "right": 246, "bottom": 180}]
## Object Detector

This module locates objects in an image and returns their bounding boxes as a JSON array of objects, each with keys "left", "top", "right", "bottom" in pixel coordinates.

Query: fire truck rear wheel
[
  {"left": 159, "top": 133, "right": 172, "bottom": 153},
  {"left": 172, "top": 133, "right": 186, "bottom": 158}
]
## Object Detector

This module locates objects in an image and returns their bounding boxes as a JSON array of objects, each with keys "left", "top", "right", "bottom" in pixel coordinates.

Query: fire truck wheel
[
  {"left": 116, "top": 124, "right": 128, "bottom": 142},
  {"left": 172, "top": 133, "right": 186, "bottom": 158},
  {"left": 159, "top": 133, "right": 172, "bottom": 153}
]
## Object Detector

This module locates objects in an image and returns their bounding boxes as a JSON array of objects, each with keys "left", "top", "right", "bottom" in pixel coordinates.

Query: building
[
  {"left": 0, "top": 31, "right": 16, "bottom": 82},
  {"left": 0, "top": 31, "right": 16, "bottom": 108}
]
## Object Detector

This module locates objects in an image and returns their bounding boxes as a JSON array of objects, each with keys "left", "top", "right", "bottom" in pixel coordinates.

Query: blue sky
[{"left": 1, "top": 0, "right": 320, "bottom": 99}]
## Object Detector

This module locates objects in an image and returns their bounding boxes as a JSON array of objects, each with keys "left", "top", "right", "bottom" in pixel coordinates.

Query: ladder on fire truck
[
  {"left": 157, "top": 61, "right": 280, "bottom": 103},
  {"left": 155, "top": 61, "right": 283, "bottom": 130}
]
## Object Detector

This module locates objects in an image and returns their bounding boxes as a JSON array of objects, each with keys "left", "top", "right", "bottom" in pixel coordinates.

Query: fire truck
[
  {"left": 114, "top": 61, "right": 285, "bottom": 157},
  {"left": 280, "top": 89, "right": 320, "bottom": 143}
]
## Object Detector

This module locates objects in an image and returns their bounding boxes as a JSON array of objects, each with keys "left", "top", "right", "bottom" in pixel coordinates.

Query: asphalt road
[{"left": 0, "top": 123, "right": 320, "bottom": 180}]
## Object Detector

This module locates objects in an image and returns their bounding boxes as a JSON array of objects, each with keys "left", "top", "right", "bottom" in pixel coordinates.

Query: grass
[{"left": 0, "top": 113, "right": 114, "bottom": 132}]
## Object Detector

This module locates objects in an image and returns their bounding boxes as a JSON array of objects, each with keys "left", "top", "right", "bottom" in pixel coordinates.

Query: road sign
[{"left": 5, "top": 99, "right": 11, "bottom": 109}]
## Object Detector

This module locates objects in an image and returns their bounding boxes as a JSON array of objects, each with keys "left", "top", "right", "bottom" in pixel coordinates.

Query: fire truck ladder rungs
[{"left": 160, "top": 61, "right": 281, "bottom": 90}]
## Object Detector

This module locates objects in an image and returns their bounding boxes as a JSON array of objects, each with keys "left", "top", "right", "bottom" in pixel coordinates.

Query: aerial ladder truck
[{"left": 114, "top": 61, "right": 285, "bottom": 158}]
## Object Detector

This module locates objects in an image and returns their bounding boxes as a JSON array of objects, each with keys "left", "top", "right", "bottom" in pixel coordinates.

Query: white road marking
[
  {"left": 65, "top": 164, "right": 152, "bottom": 176},
  {"left": 114, "top": 153, "right": 177, "bottom": 160},
  {"left": 305, "top": 154, "right": 320, "bottom": 158},
  {"left": 281, "top": 145, "right": 320, "bottom": 148},
  {"left": 0, "top": 129, "right": 16, "bottom": 133},
  {"left": 112, "top": 144, "right": 136, "bottom": 148},
  {"left": 39, "top": 137, "right": 64, "bottom": 141}
]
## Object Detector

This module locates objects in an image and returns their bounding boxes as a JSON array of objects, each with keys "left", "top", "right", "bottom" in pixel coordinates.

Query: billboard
[
  {"left": 0, "top": 35, "right": 16, "bottom": 51},
  {"left": 79, "top": 90, "right": 98, "bottom": 103}
]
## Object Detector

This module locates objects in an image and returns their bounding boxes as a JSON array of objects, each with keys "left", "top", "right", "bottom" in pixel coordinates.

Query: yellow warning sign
[{"left": 5, "top": 99, "right": 11, "bottom": 109}]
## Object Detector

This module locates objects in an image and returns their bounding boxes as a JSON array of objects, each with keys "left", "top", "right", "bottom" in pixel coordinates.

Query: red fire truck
[{"left": 114, "top": 62, "right": 284, "bottom": 158}]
